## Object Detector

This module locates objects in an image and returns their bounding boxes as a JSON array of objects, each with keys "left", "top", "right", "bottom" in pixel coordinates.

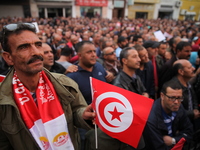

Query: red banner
[
  {"left": 76, "top": 0, "right": 108, "bottom": 7},
  {"left": 90, "top": 77, "right": 153, "bottom": 148}
]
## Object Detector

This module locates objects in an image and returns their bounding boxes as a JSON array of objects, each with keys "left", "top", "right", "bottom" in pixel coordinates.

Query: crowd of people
[{"left": 0, "top": 16, "right": 200, "bottom": 150}]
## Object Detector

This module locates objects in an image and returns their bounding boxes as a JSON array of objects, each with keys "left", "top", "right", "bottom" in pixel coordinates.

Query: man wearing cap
[
  {"left": 115, "top": 36, "right": 128, "bottom": 60},
  {"left": 143, "top": 40, "right": 159, "bottom": 98},
  {"left": 156, "top": 42, "right": 168, "bottom": 70}
]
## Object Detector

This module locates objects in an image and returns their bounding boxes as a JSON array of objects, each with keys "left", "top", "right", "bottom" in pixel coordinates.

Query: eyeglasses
[
  {"left": 2, "top": 23, "right": 35, "bottom": 49},
  {"left": 105, "top": 51, "right": 115, "bottom": 55},
  {"left": 3, "top": 23, "right": 35, "bottom": 34},
  {"left": 163, "top": 93, "right": 184, "bottom": 102}
]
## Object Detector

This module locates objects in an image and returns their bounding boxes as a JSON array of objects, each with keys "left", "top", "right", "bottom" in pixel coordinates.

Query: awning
[
  {"left": 186, "top": 12, "right": 196, "bottom": 15},
  {"left": 159, "top": 8, "right": 173, "bottom": 12}
]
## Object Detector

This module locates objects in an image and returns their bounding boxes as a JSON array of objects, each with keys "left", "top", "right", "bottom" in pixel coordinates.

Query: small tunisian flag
[
  {"left": 0, "top": 75, "right": 5, "bottom": 82},
  {"left": 171, "top": 138, "right": 186, "bottom": 150},
  {"left": 90, "top": 77, "right": 153, "bottom": 148}
]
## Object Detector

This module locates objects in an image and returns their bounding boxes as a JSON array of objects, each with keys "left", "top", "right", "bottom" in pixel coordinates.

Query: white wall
[
  {"left": 153, "top": 3, "right": 159, "bottom": 19},
  {"left": 107, "top": 0, "right": 113, "bottom": 20},
  {"left": 0, "top": 5, "right": 24, "bottom": 18}
]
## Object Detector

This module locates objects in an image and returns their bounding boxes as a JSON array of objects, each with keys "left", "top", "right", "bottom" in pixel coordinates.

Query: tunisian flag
[{"left": 90, "top": 77, "right": 153, "bottom": 148}]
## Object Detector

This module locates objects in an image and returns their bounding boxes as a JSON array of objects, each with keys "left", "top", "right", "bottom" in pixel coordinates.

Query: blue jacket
[{"left": 143, "top": 99, "right": 193, "bottom": 150}]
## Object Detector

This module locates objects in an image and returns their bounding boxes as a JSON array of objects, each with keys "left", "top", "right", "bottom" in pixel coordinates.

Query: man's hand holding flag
[{"left": 90, "top": 77, "right": 154, "bottom": 148}]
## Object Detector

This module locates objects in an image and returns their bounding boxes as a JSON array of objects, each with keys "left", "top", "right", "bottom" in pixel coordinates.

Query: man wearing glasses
[
  {"left": 0, "top": 23, "right": 95, "bottom": 150},
  {"left": 102, "top": 47, "right": 122, "bottom": 78},
  {"left": 143, "top": 80, "right": 193, "bottom": 150}
]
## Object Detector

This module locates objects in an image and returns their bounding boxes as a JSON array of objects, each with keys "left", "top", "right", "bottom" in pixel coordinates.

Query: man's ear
[
  {"left": 178, "top": 68, "right": 184, "bottom": 76},
  {"left": 78, "top": 52, "right": 81, "bottom": 58},
  {"left": 160, "top": 92, "right": 164, "bottom": 100},
  {"left": 122, "top": 58, "right": 127, "bottom": 65},
  {"left": 2, "top": 52, "right": 14, "bottom": 66}
]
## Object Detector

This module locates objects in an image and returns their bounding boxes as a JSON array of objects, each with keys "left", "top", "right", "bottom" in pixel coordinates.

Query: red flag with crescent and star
[{"left": 90, "top": 77, "right": 154, "bottom": 148}]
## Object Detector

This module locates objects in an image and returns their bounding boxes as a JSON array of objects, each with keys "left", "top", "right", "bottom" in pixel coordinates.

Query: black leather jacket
[
  {"left": 113, "top": 71, "right": 146, "bottom": 95},
  {"left": 112, "top": 71, "right": 147, "bottom": 149}
]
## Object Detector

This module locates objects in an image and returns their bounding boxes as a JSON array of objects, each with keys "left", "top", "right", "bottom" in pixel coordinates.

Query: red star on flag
[
  {"left": 91, "top": 77, "right": 153, "bottom": 148},
  {"left": 108, "top": 106, "right": 124, "bottom": 122}
]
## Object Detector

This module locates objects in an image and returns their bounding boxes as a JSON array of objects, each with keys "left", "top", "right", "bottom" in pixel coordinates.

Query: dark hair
[
  {"left": 102, "top": 40, "right": 113, "bottom": 49},
  {"left": 161, "top": 80, "right": 182, "bottom": 94},
  {"left": 175, "top": 41, "right": 191, "bottom": 53},
  {"left": 120, "top": 47, "right": 136, "bottom": 66},
  {"left": 133, "top": 35, "right": 142, "bottom": 42},
  {"left": 61, "top": 46, "right": 73, "bottom": 56},
  {"left": 117, "top": 36, "right": 126, "bottom": 44},
  {"left": 158, "top": 41, "right": 167, "bottom": 48},
  {"left": 75, "top": 40, "right": 94, "bottom": 53},
  {"left": 172, "top": 62, "right": 184, "bottom": 76},
  {"left": 168, "top": 37, "right": 174, "bottom": 48},
  {"left": 0, "top": 23, "right": 36, "bottom": 53}
]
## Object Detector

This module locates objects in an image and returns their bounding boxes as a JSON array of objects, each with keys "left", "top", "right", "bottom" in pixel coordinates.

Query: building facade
[
  {"left": 74, "top": 0, "right": 111, "bottom": 19},
  {"left": 128, "top": 0, "right": 159, "bottom": 19},
  {"left": 127, "top": 0, "right": 181, "bottom": 20},
  {"left": 179, "top": 0, "right": 200, "bottom": 21}
]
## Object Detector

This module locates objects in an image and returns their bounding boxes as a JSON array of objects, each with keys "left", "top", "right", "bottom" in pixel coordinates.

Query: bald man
[
  {"left": 48, "top": 33, "right": 62, "bottom": 60},
  {"left": 102, "top": 47, "right": 122, "bottom": 77},
  {"left": 170, "top": 59, "right": 200, "bottom": 122}
]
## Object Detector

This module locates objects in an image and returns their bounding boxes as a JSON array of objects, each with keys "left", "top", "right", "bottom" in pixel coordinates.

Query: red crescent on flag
[{"left": 98, "top": 97, "right": 125, "bottom": 128}]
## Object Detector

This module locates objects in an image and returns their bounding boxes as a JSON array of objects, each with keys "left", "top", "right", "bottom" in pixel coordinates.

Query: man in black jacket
[
  {"left": 170, "top": 59, "right": 200, "bottom": 130},
  {"left": 144, "top": 80, "right": 193, "bottom": 150},
  {"left": 158, "top": 41, "right": 192, "bottom": 95},
  {"left": 112, "top": 47, "right": 149, "bottom": 149},
  {"left": 113, "top": 47, "right": 148, "bottom": 97},
  {"left": 85, "top": 47, "right": 148, "bottom": 150}
]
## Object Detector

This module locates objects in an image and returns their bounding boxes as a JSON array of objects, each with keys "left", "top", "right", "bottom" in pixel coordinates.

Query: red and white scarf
[{"left": 12, "top": 71, "right": 74, "bottom": 150}]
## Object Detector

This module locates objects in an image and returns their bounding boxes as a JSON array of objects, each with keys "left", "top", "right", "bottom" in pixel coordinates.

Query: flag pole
[
  {"left": 90, "top": 77, "right": 98, "bottom": 149},
  {"left": 95, "top": 124, "right": 98, "bottom": 149}
]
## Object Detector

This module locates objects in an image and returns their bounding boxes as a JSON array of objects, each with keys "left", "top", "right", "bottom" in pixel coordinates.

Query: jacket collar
[{"left": 0, "top": 68, "right": 75, "bottom": 106}]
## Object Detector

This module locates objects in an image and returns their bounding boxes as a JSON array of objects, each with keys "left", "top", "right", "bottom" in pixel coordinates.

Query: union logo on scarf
[{"left": 12, "top": 71, "right": 74, "bottom": 150}]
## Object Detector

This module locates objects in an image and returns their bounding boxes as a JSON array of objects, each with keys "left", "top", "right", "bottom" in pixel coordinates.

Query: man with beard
[
  {"left": 0, "top": 23, "right": 95, "bottom": 150},
  {"left": 115, "top": 36, "right": 128, "bottom": 60},
  {"left": 67, "top": 41, "right": 112, "bottom": 105},
  {"left": 67, "top": 41, "right": 114, "bottom": 150},
  {"left": 159, "top": 41, "right": 192, "bottom": 94}
]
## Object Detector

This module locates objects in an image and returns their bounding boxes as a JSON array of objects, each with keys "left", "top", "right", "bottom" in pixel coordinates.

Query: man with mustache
[
  {"left": 42, "top": 43, "right": 66, "bottom": 74},
  {"left": 170, "top": 60, "right": 200, "bottom": 127},
  {"left": 0, "top": 23, "right": 95, "bottom": 150},
  {"left": 143, "top": 80, "right": 193, "bottom": 150},
  {"left": 115, "top": 36, "right": 128, "bottom": 60},
  {"left": 67, "top": 41, "right": 113, "bottom": 150},
  {"left": 158, "top": 41, "right": 192, "bottom": 95}
]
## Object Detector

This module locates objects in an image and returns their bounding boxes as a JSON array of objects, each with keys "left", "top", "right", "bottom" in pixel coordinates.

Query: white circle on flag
[{"left": 96, "top": 92, "right": 133, "bottom": 133}]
